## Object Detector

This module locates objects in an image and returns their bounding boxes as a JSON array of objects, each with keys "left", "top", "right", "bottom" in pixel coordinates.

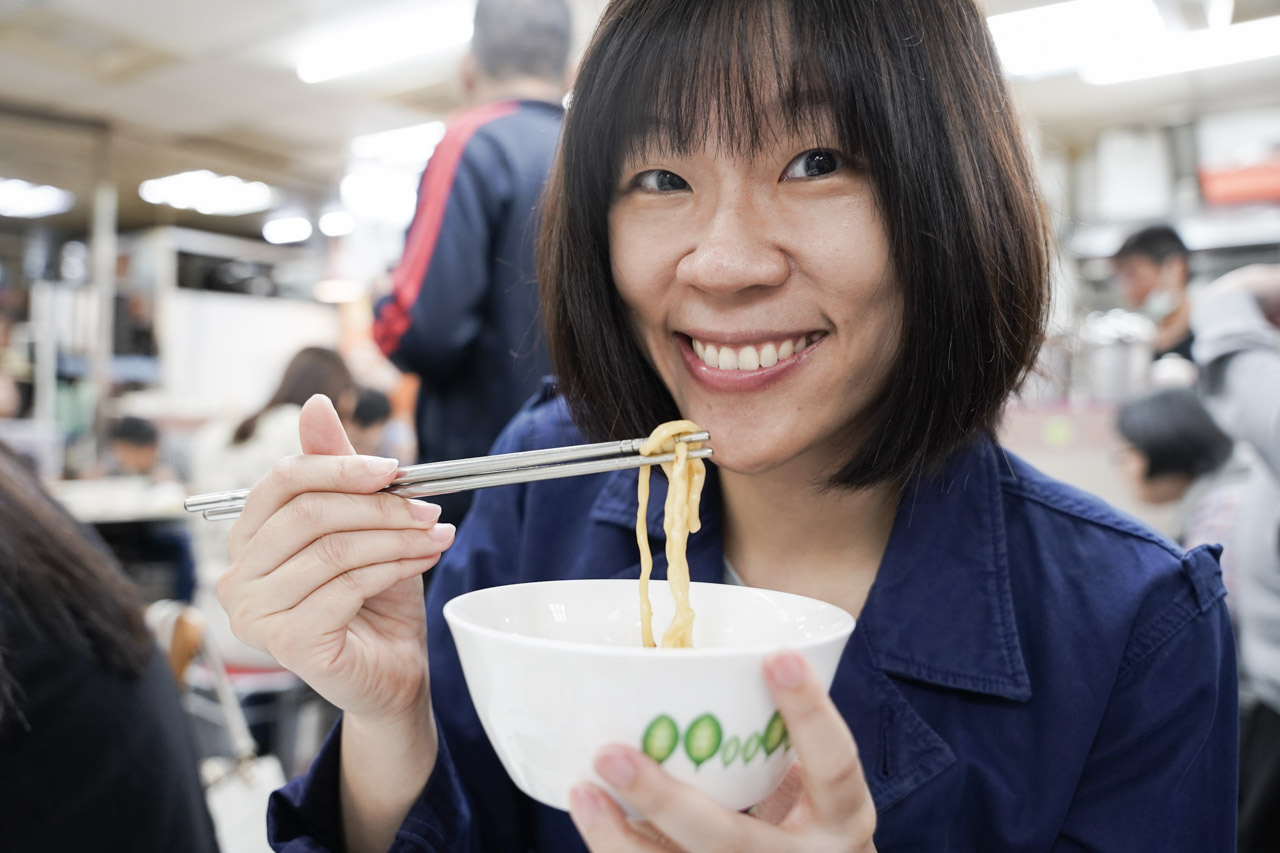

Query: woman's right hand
[{"left": 216, "top": 394, "right": 455, "bottom": 723}]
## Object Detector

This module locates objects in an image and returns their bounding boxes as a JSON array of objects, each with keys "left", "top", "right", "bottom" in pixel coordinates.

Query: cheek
[{"left": 608, "top": 211, "right": 680, "bottom": 337}]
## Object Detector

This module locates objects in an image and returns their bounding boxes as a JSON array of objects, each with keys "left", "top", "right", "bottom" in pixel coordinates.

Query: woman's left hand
[{"left": 568, "top": 651, "right": 878, "bottom": 852}]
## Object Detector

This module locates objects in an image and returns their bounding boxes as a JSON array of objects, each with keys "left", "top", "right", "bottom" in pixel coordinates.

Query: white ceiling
[{"left": 0, "top": 0, "right": 1276, "bottom": 235}]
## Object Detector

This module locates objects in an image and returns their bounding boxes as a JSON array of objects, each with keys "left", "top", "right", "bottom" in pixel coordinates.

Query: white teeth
[
  {"left": 692, "top": 334, "right": 818, "bottom": 371},
  {"left": 759, "top": 342, "right": 778, "bottom": 368}
]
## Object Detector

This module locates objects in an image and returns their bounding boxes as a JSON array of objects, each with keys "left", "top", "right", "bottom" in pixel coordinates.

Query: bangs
[{"left": 586, "top": 1, "right": 858, "bottom": 166}]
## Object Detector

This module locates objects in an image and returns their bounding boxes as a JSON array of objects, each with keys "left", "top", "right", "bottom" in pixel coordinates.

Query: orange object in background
[{"left": 1200, "top": 159, "right": 1280, "bottom": 205}]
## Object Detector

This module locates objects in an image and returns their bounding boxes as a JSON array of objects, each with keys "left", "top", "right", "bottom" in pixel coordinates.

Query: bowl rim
[{"left": 441, "top": 578, "right": 856, "bottom": 658}]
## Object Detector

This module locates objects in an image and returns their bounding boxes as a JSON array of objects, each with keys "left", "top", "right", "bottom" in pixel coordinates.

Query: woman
[
  {"left": 0, "top": 442, "right": 217, "bottom": 852},
  {"left": 191, "top": 345, "right": 356, "bottom": 668},
  {"left": 219, "top": 2, "right": 1237, "bottom": 851}
]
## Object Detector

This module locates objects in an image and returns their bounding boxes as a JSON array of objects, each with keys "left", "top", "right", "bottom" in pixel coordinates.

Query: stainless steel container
[{"left": 1077, "top": 309, "right": 1156, "bottom": 402}]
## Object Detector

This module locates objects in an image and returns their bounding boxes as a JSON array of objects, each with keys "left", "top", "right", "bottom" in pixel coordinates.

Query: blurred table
[
  {"left": 49, "top": 477, "right": 194, "bottom": 602},
  {"left": 48, "top": 476, "right": 189, "bottom": 524},
  {"left": 1000, "top": 402, "right": 1180, "bottom": 539}
]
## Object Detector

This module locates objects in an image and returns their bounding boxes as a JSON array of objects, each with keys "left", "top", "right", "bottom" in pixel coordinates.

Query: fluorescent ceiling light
[
  {"left": 987, "top": 0, "right": 1163, "bottom": 79},
  {"left": 297, "top": 3, "right": 473, "bottom": 84},
  {"left": 351, "top": 121, "right": 447, "bottom": 167},
  {"left": 139, "top": 170, "right": 276, "bottom": 216},
  {"left": 263, "top": 216, "right": 313, "bottom": 245},
  {"left": 319, "top": 210, "right": 356, "bottom": 237},
  {"left": 1082, "top": 14, "right": 1280, "bottom": 84},
  {"left": 0, "top": 178, "right": 75, "bottom": 218}
]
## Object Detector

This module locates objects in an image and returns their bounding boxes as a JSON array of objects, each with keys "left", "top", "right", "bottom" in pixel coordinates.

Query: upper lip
[{"left": 680, "top": 329, "right": 821, "bottom": 346}]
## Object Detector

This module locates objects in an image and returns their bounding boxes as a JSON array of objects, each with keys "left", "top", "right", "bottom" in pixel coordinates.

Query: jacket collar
[
  {"left": 589, "top": 438, "right": 1030, "bottom": 702},
  {"left": 858, "top": 439, "right": 1031, "bottom": 701}
]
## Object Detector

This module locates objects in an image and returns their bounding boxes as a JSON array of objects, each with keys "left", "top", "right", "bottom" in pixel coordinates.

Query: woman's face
[{"left": 608, "top": 120, "right": 903, "bottom": 477}]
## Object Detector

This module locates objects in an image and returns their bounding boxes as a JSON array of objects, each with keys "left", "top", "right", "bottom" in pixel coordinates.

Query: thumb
[{"left": 300, "top": 394, "right": 357, "bottom": 457}]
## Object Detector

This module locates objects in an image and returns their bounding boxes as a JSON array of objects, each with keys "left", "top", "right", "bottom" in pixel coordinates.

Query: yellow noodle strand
[{"left": 636, "top": 420, "right": 705, "bottom": 648}]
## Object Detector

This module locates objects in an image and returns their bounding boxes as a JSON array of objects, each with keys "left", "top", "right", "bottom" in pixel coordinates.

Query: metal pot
[{"left": 1077, "top": 309, "right": 1156, "bottom": 402}]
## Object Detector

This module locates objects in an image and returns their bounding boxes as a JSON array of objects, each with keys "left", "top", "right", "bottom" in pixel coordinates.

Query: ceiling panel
[
  {"left": 44, "top": 0, "right": 349, "bottom": 60},
  {"left": 0, "top": 45, "right": 100, "bottom": 102}
]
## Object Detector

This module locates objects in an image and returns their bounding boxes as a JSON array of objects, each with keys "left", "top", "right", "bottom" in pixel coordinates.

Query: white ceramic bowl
[{"left": 443, "top": 579, "right": 855, "bottom": 813}]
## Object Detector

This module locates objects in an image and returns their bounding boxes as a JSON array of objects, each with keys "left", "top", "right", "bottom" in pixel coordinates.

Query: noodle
[{"left": 636, "top": 420, "right": 706, "bottom": 648}]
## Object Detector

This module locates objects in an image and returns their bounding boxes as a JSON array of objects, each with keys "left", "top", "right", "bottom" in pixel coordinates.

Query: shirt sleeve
[
  {"left": 1051, "top": 546, "right": 1238, "bottom": 852},
  {"left": 1192, "top": 286, "right": 1280, "bottom": 479},
  {"left": 374, "top": 118, "right": 515, "bottom": 389},
  {"left": 266, "top": 411, "right": 538, "bottom": 853}
]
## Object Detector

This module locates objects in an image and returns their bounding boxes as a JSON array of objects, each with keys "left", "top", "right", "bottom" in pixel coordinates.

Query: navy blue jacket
[
  {"left": 375, "top": 100, "right": 562, "bottom": 473},
  {"left": 271, "top": 387, "right": 1238, "bottom": 851}
]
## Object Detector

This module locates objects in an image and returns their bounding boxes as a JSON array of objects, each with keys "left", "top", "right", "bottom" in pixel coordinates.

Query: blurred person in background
[
  {"left": 104, "top": 415, "right": 196, "bottom": 602},
  {"left": 190, "top": 346, "right": 356, "bottom": 669},
  {"left": 108, "top": 415, "right": 176, "bottom": 481},
  {"left": 1115, "top": 387, "right": 1244, "bottom": 601},
  {"left": 0, "top": 440, "right": 217, "bottom": 852},
  {"left": 1191, "top": 264, "right": 1280, "bottom": 853},
  {"left": 373, "top": 0, "right": 571, "bottom": 527},
  {"left": 343, "top": 387, "right": 392, "bottom": 457},
  {"left": 1112, "top": 224, "right": 1195, "bottom": 359}
]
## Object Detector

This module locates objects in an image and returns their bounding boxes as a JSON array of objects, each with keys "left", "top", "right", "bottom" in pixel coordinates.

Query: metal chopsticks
[{"left": 186, "top": 431, "right": 712, "bottom": 522}]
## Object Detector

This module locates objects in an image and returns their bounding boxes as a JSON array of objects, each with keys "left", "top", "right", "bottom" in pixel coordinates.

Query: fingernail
[
  {"left": 409, "top": 502, "right": 442, "bottom": 524},
  {"left": 569, "top": 784, "right": 604, "bottom": 821},
  {"left": 428, "top": 522, "right": 456, "bottom": 543},
  {"left": 595, "top": 748, "right": 637, "bottom": 788},
  {"left": 364, "top": 456, "right": 399, "bottom": 477},
  {"left": 767, "top": 652, "right": 806, "bottom": 689}
]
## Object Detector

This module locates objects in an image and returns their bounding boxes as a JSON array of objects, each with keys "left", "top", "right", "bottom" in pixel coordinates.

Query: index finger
[
  {"left": 764, "top": 651, "right": 874, "bottom": 827},
  {"left": 229, "top": 453, "right": 402, "bottom": 554},
  {"left": 228, "top": 395, "right": 399, "bottom": 550}
]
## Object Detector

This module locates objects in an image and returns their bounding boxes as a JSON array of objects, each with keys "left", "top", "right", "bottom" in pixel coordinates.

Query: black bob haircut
[
  {"left": 1114, "top": 225, "right": 1188, "bottom": 265},
  {"left": 1117, "top": 388, "right": 1233, "bottom": 481},
  {"left": 540, "top": 0, "right": 1052, "bottom": 489},
  {"left": 109, "top": 415, "right": 159, "bottom": 447}
]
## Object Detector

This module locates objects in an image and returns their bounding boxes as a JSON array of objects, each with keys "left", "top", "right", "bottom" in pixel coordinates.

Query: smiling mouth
[{"left": 686, "top": 332, "right": 825, "bottom": 371}]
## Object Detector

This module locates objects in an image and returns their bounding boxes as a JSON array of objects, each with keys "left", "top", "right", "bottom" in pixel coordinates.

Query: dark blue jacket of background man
[{"left": 374, "top": 99, "right": 563, "bottom": 522}]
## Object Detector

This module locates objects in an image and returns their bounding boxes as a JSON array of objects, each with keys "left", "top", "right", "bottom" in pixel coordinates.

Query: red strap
[{"left": 375, "top": 100, "right": 521, "bottom": 356}]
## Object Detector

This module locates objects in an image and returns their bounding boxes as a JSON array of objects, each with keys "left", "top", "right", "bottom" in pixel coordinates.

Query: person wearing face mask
[{"left": 1112, "top": 225, "right": 1195, "bottom": 359}]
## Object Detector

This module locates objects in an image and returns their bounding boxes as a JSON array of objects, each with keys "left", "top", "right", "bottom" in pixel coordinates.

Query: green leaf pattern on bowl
[
  {"left": 642, "top": 714, "right": 680, "bottom": 763},
  {"left": 684, "top": 714, "right": 723, "bottom": 768},
  {"left": 640, "top": 711, "right": 790, "bottom": 770}
]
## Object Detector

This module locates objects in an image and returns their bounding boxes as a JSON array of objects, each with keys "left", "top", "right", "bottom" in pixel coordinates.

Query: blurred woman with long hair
[
  {"left": 0, "top": 442, "right": 217, "bottom": 852},
  {"left": 190, "top": 346, "right": 357, "bottom": 668}
]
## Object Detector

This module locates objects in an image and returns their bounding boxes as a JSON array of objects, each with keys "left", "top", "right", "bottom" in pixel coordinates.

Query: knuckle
[
  {"left": 333, "top": 566, "right": 367, "bottom": 596},
  {"left": 287, "top": 493, "right": 325, "bottom": 528},
  {"left": 214, "top": 571, "right": 233, "bottom": 607},
  {"left": 316, "top": 532, "right": 353, "bottom": 568},
  {"left": 265, "top": 455, "right": 302, "bottom": 491}
]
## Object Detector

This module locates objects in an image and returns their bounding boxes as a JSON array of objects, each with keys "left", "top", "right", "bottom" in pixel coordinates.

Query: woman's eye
[
  {"left": 636, "top": 170, "right": 690, "bottom": 193},
  {"left": 782, "top": 149, "right": 845, "bottom": 180}
]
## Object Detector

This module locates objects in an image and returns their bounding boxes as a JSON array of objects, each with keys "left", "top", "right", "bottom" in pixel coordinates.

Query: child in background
[
  {"left": 1115, "top": 387, "right": 1245, "bottom": 602},
  {"left": 108, "top": 416, "right": 176, "bottom": 481}
]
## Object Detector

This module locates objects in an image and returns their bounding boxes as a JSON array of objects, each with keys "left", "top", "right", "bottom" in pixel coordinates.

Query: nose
[{"left": 676, "top": 193, "right": 790, "bottom": 297}]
